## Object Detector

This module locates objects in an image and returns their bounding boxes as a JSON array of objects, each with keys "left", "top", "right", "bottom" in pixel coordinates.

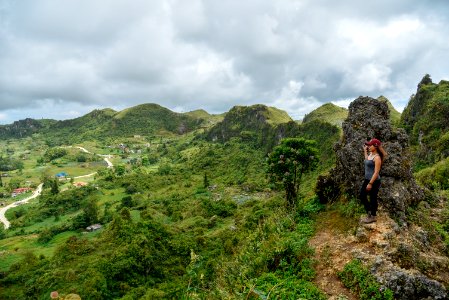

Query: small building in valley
[
  {"left": 73, "top": 182, "right": 88, "bottom": 187},
  {"left": 86, "top": 224, "right": 102, "bottom": 232},
  {"left": 12, "top": 187, "right": 33, "bottom": 197}
]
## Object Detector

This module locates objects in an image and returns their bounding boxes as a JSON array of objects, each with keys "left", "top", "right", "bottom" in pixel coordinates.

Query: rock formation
[
  {"left": 331, "top": 96, "right": 426, "bottom": 224},
  {"left": 317, "top": 96, "right": 448, "bottom": 299}
]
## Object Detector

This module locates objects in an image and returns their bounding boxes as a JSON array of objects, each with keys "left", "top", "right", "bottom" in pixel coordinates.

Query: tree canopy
[{"left": 267, "top": 138, "right": 319, "bottom": 205}]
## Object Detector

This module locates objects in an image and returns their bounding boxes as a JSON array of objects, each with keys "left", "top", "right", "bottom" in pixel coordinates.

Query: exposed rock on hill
[
  {"left": 205, "top": 104, "right": 292, "bottom": 145},
  {"left": 330, "top": 96, "right": 425, "bottom": 223},
  {"left": 0, "top": 118, "right": 55, "bottom": 139}
]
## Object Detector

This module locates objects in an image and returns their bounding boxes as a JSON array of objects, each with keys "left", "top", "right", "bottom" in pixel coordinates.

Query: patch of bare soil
[{"left": 310, "top": 210, "right": 361, "bottom": 300}]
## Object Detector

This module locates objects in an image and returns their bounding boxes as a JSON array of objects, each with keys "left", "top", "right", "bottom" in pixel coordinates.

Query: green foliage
[
  {"left": 0, "top": 108, "right": 341, "bottom": 299},
  {"left": 0, "top": 156, "right": 24, "bottom": 171},
  {"left": 303, "top": 102, "right": 348, "bottom": 127},
  {"left": 0, "top": 225, "right": 5, "bottom": 239},
  {"left": 415, "top": 157, "right": 449, "bottom": 190},
  {"left": 205, "top": 104, "right": 292, "bottom": 147},
  {"left": 298, "top": 120, "right": 340, "bottom": 170},
  {"left": 338, "top": 259, "right": 394, "bottom": 300},
  {"left": 401, "top": 76, "right": 449, "bottom": 168},
  {"left": 267, "top": 138, "right": 319, "bottom": 205},
  {"left": 114, "top": 165, "right": 126, "bottom": 176},
  {"left": 43, "top": 147, "right": 67, "bottom": 162},
  {"left": 377, "top": 96, "right": 401, "bottom": 127},
  {"left": 50, "top": 178, "right": 59, "bottom": 195},
  {"left": 0, "top": 118, "right": 54, "bottom": 139},
  {"left": 83, "top": 198, "right": 99, "bottom": 225}
]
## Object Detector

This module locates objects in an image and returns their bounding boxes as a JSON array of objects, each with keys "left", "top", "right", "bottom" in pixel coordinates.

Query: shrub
[{"left": 338, "top": 259, "right": 394, "bottom": 300}]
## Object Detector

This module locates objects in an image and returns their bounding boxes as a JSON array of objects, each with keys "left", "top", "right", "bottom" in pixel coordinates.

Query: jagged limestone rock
[
  {"left": 375, "top": 268, "right": 448, "bottom": 300},
  {"left": 331, "top": 96, "right": 425, "bottom": 224},
  {"left": 325, "top": 96, "right": 448, "bottom": 299}
]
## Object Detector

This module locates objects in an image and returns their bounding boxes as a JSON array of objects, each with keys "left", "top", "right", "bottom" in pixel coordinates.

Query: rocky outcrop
[
  {"left": 315, "top": 96, "right": 449, "bottom": 299},
  {"left": 353, "top": 214, "right": 449, "bottom": 300},
  {"left": 330, "top": 96, "right": 425, "bottom": 224}
]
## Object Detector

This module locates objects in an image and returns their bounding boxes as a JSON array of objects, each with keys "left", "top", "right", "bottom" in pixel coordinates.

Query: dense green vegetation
[
  {"left": 0, "top": 102, "right": 345, "bottom": 299},
  {"left": 0, "top": 103, "right": 213, "bottom": 145},
  {"left": 0, "top": 155, "right": 24, "bottom": 171},
  {"left": 302, "top": 103, "right": 348, "bottom": 127},
  {"left": 267, "top": 138, "right": 319, "bottom": 205},
  {"left": 0, "top": 131, "right": 330, "bottom": 299},
  {"left": 1, "top": 92, "right": 449, "bottom": 299},
  {"left": 401, "top": 74, "right": 449, "bottom": 169}
]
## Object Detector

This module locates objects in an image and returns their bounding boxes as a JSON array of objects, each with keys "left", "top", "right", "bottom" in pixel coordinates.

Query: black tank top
[{"left": 364, "top": 155, "right": 380, "bottom": 180}]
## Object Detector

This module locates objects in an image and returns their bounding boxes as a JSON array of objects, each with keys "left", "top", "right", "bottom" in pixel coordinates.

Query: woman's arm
[{"left": 363, "top": 145, "right": 369, "bottom": 160}]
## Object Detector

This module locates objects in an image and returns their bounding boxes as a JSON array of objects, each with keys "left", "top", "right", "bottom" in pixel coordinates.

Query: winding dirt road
[
  {"left": 0, "top": 146, "right": 114, "bottom": 230},
  {"left": 0, "top": 184, "right": 43, "bottom": 229}
]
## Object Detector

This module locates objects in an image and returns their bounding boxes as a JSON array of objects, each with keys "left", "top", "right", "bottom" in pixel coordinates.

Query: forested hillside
[
  {"left": 401, "top": 74, "right": 449, "bottom": 169},
  {"left": 1, "top": 85, "right": 449, "bottom": 299}
]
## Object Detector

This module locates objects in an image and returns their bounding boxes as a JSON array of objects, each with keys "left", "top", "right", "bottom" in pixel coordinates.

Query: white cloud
[
  {"left": 270, "top": 80, "right": 322, "bottom": 120},
  {"left": 0, "top": 0, "right": 449, "bottom": 124},
  {"left": 342, "top": 63, "right": 393, "bottom": 93},
  {"left": 331, "top": 99, "right": 352, "bottom": 109}
]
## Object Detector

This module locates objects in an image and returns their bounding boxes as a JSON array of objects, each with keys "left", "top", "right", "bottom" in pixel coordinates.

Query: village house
[
  {"left": 86, "top": 224, "right": 102, "bottom": 232},
  {"left": 73, "top": 182, "right": 88, "bottom": 187},
  {"left": 11, "top": 187, "right": 33, "bottom": 197},
  {"left": 55, "top": 172, "right": 68, "bottom": 179}
]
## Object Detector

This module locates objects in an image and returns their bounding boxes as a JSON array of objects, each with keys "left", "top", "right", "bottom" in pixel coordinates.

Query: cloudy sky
[{"left": 1, "top": 0, "right": 449, "bottom": 124}]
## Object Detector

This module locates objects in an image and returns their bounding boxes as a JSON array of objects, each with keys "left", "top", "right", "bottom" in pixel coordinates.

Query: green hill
[
  {"left": 401, "top": 74, "right": 449, "bottom": 167},
  {"left": 0, "top": 104, "right": 211, "bottom": 144},
  {"left": 45, "top": 108, "right": 117, "bottom": 143},
  {"left": 302, "top": 103, "right": 348, "bottom": 127},
  {"left": 205, "top": 104, "right": 292, "bottom": 145},
  {"left": 377, "top": 96, "right": 401, "bottom": 126},
  {"left": 0, "top": 118, "right": 56, "bottom": 139},
  {"left": 183, "top": 109, "right": 225, "bottom": 127},
  {"left": 110, "top": 103, "right": 203, "bottom": 136}
]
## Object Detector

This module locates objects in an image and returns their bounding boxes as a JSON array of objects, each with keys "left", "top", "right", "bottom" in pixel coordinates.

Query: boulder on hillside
[{"left": 323, "top": 96, "right": 425, "bottom": 224}]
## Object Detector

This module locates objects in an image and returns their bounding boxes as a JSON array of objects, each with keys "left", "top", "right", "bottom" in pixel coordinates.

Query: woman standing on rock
[{"left": 360, "top": 138, "right": 386, "bottom": 223}]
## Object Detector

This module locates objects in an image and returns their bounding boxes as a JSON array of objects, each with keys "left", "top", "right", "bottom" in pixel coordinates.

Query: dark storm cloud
[{"left": 0, "top": 0, "right": 449, "bottom": 123}]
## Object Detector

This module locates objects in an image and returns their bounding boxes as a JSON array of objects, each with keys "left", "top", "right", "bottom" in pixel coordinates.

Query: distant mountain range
[
  {"left": 0, "top": 96, "right": 403, "bottom": 143},
  {"left": 0, "top": 103, "right": 220, "bottom": 142}
]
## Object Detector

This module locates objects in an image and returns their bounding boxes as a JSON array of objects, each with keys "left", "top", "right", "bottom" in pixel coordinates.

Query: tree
[
  {"left": 115, "top": 165, "right": 126, "bottom": 176},
  {"left": 51, "top": 179, "right": 59, "bottom": 195},
  {"left": 84, "top": 198, "right": 99, "bottom": 225},
  {"left": 266, "top": 138, "right": 319, "bottom": 206}
]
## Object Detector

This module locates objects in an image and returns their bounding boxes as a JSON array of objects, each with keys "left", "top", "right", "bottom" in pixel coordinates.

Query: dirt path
[
  {"left": 309, "top": 210, "right": 399, "bottom": 299},
  {"left": 0, "top": 184, "right": 43, "bottom": 229},
  {"left": 76, "top": 146, "right": 114, "bottom": 168}
]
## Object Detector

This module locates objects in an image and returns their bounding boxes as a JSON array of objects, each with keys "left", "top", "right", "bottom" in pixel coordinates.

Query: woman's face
[{"left": 368, "top": 145, "right": 376, "bottom": 152}]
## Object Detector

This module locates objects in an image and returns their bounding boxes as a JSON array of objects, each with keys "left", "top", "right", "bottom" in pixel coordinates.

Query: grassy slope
[
  {"left": 302, "top": 103, "right": 348, "bottom": 127},
  {"left": 377, "top": 96, "right": 401, "bottom": 126}
]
